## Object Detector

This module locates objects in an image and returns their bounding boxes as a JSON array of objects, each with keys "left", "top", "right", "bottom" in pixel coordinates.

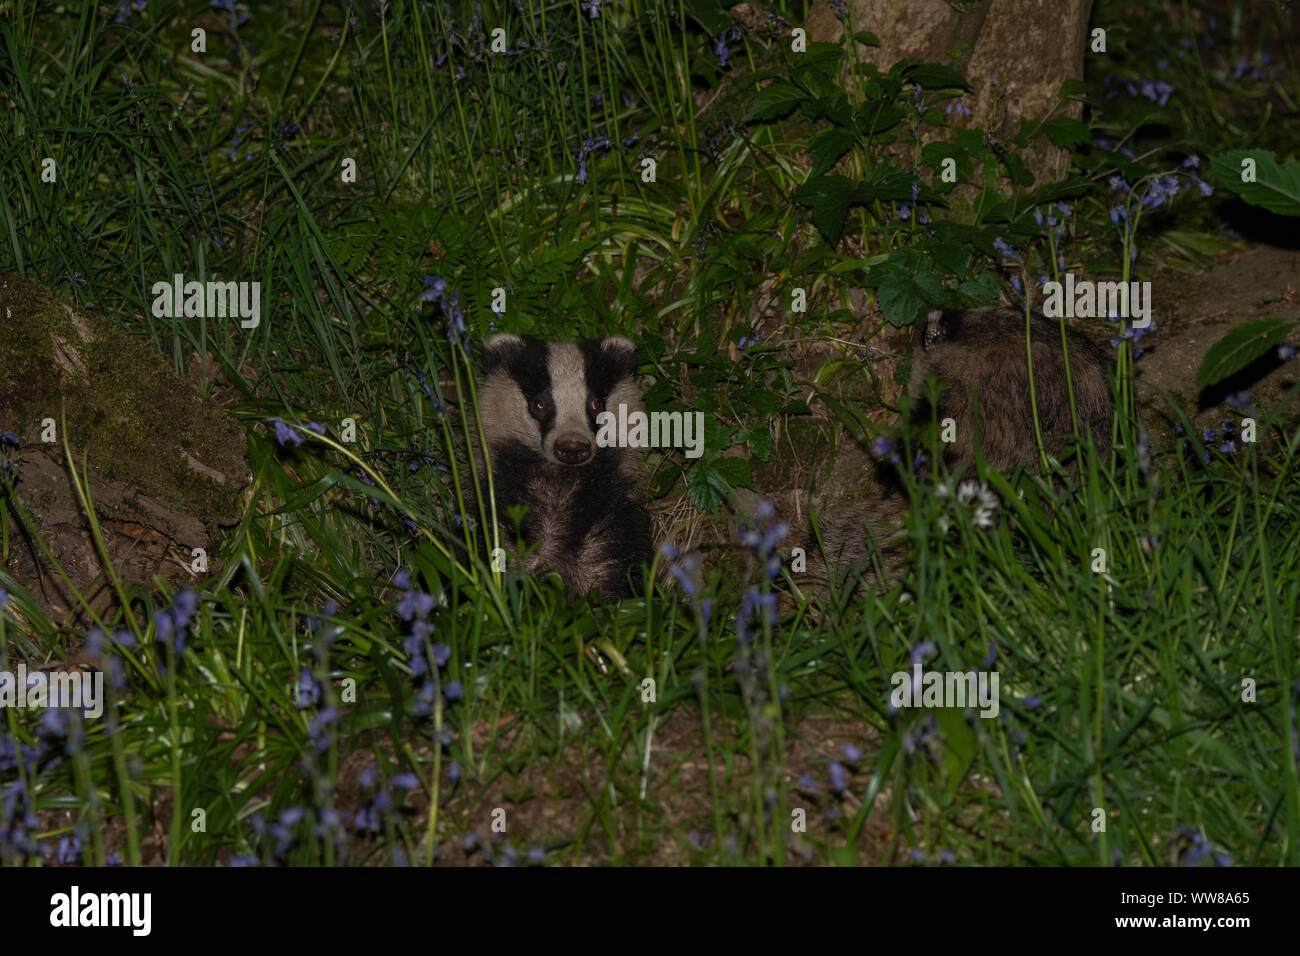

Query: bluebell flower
[
  {"left": 828, "top": 761, "right": 848, "bottom": 794},
  {"left": 269, "top": 418, "right": 303, "bottom": 448},
  {"left": 911, "top": 640, "right": 937, "bottom": 664},
  {"left": 295, "top": 667, "right": 322, "bottom": 709}
]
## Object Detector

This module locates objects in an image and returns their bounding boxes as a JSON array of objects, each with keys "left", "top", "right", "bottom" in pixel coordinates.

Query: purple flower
[
  {"left": 1279, "top": 345, "right": 1296, "bottom": 360},
  {"left": 270, "top": 418, "right": 303, "bottom": 448},
  {"left": 828, "top": 761, "right": 848, "bottom": 794},
  {"left": 715, "top": 34, "right": 730, "bottom": 68}
]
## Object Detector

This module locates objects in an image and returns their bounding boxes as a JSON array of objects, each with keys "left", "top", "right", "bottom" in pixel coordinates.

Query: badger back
[{"left": 909, "top": 308, "right": 1114, "bottom": 471}]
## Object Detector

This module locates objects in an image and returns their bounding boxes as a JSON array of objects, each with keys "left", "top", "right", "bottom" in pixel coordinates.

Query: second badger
[{"left": 470, "top": 333, "right": 652, "bottom": 600}]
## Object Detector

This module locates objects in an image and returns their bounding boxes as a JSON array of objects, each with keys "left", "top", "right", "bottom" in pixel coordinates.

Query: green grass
[{"left": 0, "top": 0, "right": 1298, "bottom": 866}]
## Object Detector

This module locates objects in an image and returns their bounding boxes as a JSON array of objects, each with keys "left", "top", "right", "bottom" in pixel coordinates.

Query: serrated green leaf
[
  {"left": 957, "top": 272, "right": 1001, "bottom": 306},
  {"left": 748, "top": 428, "right": 774, "bottom": 461},
  {"left": 1211, "top": 150, "right": 1300, "bottom": 217},
  {"left": 711, "top": 456, "right": 755, "bottom": 490},
  {"left": 1040, "top": 116, "right": 1091, "bottom": 150},
  {"left": 809, "top": 127, "right": 857, "bottom": 177},
  {"left": 1195, "top": 316, "right": 1298, "bottom": 391},
  {"left": 745, "top": 81, "right": 807, "bottom": 122},
  {"left": 1059, "top": 77, "right": 1091, "bottom": 100},
  {"left": 793, "top": 175, "right": 857, "bottom": 245},
  {"left": 889, "top": 58, "right": 970, "bottom": 92},
  {"left": 877, "top": 258, "right": 942, "bottom": 328},
  {"left": 921, "top": 141, "right": 973, "bottom": 185},
  {"left": 686, "top": 463, "right": 725, "bottom": 512}
]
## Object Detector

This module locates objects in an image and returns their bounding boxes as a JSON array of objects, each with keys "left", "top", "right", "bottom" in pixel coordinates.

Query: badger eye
[
  {"left": 588, "top": 395, "right": 602, "bottom": 414},
  {"left": 530, "top": 395, "right": 552, "bottom": 418}
]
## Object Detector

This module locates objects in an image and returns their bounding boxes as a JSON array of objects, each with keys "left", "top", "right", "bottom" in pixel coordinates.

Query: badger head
[{"left": 478, "top": 334, "right": 643, "bottom": 471}]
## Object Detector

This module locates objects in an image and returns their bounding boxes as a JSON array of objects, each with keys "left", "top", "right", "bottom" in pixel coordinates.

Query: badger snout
[{"left": 553, "top": 433, "right": 594, "bottom": 465}]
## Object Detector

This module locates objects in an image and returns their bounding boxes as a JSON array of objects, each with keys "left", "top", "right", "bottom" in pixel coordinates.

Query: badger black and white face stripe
[{"left": 480, "top": 333, "right": 643, "bottom": 471}]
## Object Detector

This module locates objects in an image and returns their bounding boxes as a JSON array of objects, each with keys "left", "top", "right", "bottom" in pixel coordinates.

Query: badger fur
[
  {"left": 471, "top": 333, "right": 652, "bottom": 600},
  {"left": 909, "top": 307, "right": 1113, "bottom": 472},
  {"left": 807, "top": 307, "right": 1114, "bottom": 593}
]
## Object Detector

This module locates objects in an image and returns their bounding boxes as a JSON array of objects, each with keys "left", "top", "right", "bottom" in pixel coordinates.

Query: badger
[
  {"left": 806, "top": 306, "right": 1115, "bottom": 593},
  {"left": 469, "top": 333, "right": 652, "bottom": 600},
  {"left": 909, "top": 307, "right": 1114, "bottom": 472}
]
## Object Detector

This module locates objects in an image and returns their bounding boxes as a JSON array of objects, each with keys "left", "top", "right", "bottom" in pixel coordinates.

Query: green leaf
[
  {"left": 745, "top": 81, "right": 807, "bottom": 122},
  {"left": 747, "top": 427, "right": 774, "bottom": 461},
  {"left": 1211, "top": 150, "right": 1300, "bottom": 217},
  {"left": 793, "top": 175, "right": 857, "bottom": 245},
  {"left": 1000, "top": 149, "right": 1035, "bottom": 187},
  {"left": 927, "top": 240, "right": 970, "bottom": 278},
  {"left": 877, "top": 258, "right": 943, "bottom": 327},
  {"left": 686, "top": 462, "right": 725, "bottom": 512},
  {"left": 852, "top": 31, "right": 881, "bottom": 46},
  {"left": 684, "top": 0, "right": 730, "bottom": 36},
  {"left": 921, "top": 141, "right": 973, "bottom": 185},
  {"left": 1195, "top": 316, "right": 1298, "bottom": 391},
  {"left": 1058, "top": 77, "right": 1091, "bottom": 100},
  {"left": 809, "top": 127, "right": 857, "bottom": 177},
  {"left": 889, "top": 58, "right": 970, "bottom": 93},
  {"left": 1040, "top": 116, "right": 1091, "bottom": 150},
  {"left": 712, "top": 455, "right": 755, "bottom": 490},
  {"left": 935, "top": 705, "right": 978, "bottom": 805},
  {"left": 957, "top": 272, "right": 1001, "bottom": 307}
]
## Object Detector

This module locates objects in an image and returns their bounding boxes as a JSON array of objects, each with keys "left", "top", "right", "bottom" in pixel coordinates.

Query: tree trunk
[{"left": 806, "top": 0, "right": 1094, "bottom": 186}]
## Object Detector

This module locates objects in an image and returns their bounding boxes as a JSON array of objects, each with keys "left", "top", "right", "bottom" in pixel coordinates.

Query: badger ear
[
  {"left": 483, "top": 333, "right": 525, "bottom": 374},
  {"left": 600, "top": 336, "right": 638, "bottom": 376}
]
